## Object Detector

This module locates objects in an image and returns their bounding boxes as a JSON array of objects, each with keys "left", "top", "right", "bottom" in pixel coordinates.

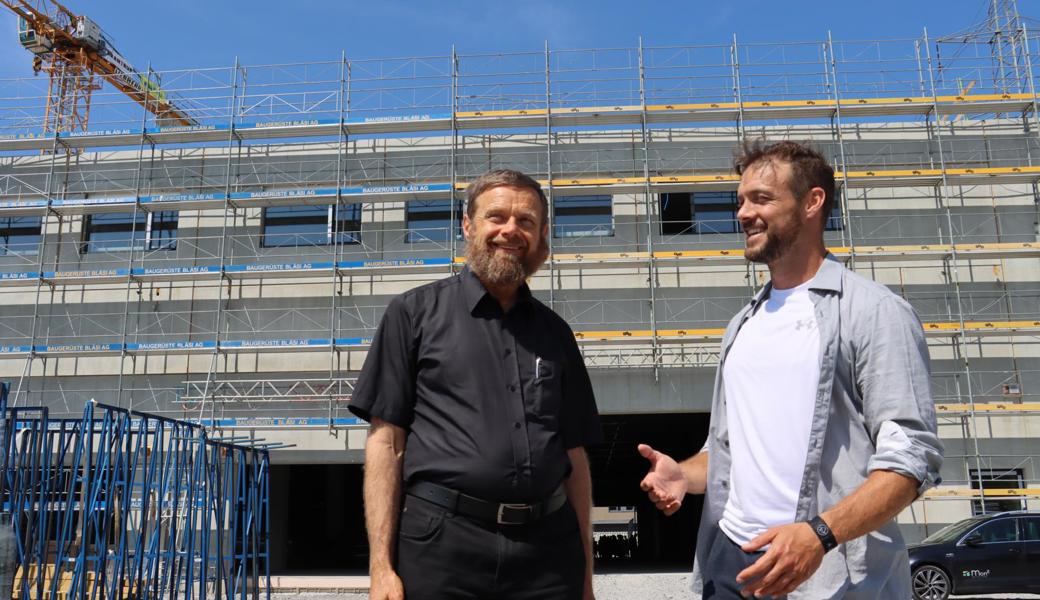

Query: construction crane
[{"left": 2, "top": 0, "right": 196, "bottom": 137}]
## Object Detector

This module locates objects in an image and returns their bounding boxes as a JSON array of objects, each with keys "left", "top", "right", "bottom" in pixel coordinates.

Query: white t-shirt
[{"left": 718, "top": 277, "right": 821, "bottom": 546}]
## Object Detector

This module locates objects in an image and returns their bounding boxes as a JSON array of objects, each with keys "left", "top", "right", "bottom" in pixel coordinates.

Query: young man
[
  {"left": 350, "top": 169, "right": 601, "bottom": 600},
  {"left": 639, "top": 141, "right": 943, "bottom": 599}
]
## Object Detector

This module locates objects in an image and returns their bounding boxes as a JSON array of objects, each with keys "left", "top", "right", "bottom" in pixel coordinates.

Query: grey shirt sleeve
[{"left": 855, "top": 294, "right": 944, "bottom": 494}]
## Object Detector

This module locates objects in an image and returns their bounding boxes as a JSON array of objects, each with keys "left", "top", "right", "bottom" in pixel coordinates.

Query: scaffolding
[
  {"left": 0, "top": 382, "right": 276, "bottom": 600},
  {"left": 1, "top": 24, "right": 1040, "bottom": 520}
]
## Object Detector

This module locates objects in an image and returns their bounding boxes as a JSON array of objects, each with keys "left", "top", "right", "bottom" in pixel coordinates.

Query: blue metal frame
[{"left": 0, "top": 392, "right": 271, "bottom": 600}]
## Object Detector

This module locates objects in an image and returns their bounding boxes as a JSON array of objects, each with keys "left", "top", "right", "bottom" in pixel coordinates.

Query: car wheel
[{"left": 912, "top": 565, "right": 950, "bottom": 600}]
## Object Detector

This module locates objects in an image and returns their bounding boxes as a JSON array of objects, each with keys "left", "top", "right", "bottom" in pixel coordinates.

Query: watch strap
[{"left": 807, "top": 515, "right": 838, "bottom": 552}]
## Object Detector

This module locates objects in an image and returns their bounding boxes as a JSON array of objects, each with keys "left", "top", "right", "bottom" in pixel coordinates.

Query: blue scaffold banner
[
  {"left": 348, "top": 183, "right": 450, "bottom": 195},
  {"left": 246, "top": 118, "right": 336, "bottom": 129},
  {"left": 15, "top": 183, "right": 452, "bottom": 212},
  {"left": 141, "top": 192, "right": 224, "bottom": 204},
  {"left": 0, "top": 345, "right": 32, "bottom": 353},
  {"left": 334, "top": 337, "right": 373, "bottom": 346},
  {"left": 223, "top": 262, "right": 334, "bottom": 274},
  {"left": 64, "top": 128, "right": 137, "bottom": 138},
  {"left": 34, "top": 343, "right": 122, "bottom": 353},
  {"left": 0, "top": 271, "right": 39, "bottom": 281},
  {"left": 229, "top": 188, "right": 339, "bottom": 202},
  {"left": 51, "top": 196, "right": 137, "bottom": 207},
  {"left": 144, "top": 123, "right": 228, "bottom": 135},
  {"left": 219, "top": 338, "right": 332, "bottom": 349},
  {"left": 336, "top": 257, "right": 451, "bottom": 270},
  {"left": 0, "top": 199, "right": 48, "bottom": 210},
  {"left": 0, "top": 131, "right": 47, "bottom": 141},
  {"left": 131, "top": 265, "right": 222, "bottom": 277},
  {"left": 348, "top": 113, "right": 449, "bottom": 124},
  {"left": 197, "top": 416, "right": 362, "bottom": 428},
  {"left": 43, "top": 268, "right": 130, "bottom": 279},
  {"left": 125, "top": 341, "right": 215, "bottom": 351}
]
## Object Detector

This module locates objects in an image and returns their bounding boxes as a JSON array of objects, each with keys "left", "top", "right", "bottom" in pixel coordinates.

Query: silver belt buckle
[{"left": 497, "top": 503, "right": 533, "bottom": 525}]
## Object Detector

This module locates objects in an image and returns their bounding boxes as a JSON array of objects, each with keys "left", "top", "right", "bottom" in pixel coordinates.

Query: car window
[
  {"left": 923, "top": 516, "right": 989, "bottom": 544},
  {"left": 970, "top": 518, "right": 1019, "bottom": 543},
  {"left": 1022, "top": 517, "right": 1040, "bottom": 542}
]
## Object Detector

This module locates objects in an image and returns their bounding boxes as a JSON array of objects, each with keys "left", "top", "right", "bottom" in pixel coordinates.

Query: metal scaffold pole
[
  {"left": 328, "top": 50, "right": 349, "bottom": 432},
  {"left": 116, "top": 62, "right": 157, "bottom": 412},
  {"left": 731, "top": 34, "right": 760, "bottom": 298},
  {"left": 1023, "top": 24, "right": 1040, "bottom": 277},
  {"left": 13, "top": 111, "right": 64, "bottom": 408},
  {"left": 199, "top": 57, "right": 243, "bottom": 424},
  {"left": 923, "top": 28, "right": 986, "bottom": 501},
  {"left": 826, "top": 32, "right": 858, "bottom": 265},
  {"left": 450, "top": 46, "right": 460, "bottom": 274},
  {"left": 545, "top": 41, "right": 557, "bottom": 309},
  {"left": 637, "top": 38, "right": 660, "bottom": 380}
]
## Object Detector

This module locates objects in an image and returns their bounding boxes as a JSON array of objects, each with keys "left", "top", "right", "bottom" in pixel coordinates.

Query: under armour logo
[{"left": 794, "top": 319, "right": 815, "bottom": 331}]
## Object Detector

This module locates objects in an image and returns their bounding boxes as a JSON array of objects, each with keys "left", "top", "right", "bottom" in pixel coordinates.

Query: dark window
[
  {"left": 0, "top": 216, "right": 42, "bottom": 255},
  {"left": 970, "top": 468, "right": 1025, "bottom": 515},
  {"left": 825, "top": 204, "right": 843, "bottom": 230},
  {"left": 148, "top": 210, "right": 178, "bottom": 251},
  {"left": 262, "top": 206, "right": 328, "bottom": 248},
  {"left": 969, "top": 518, "right": 1019, "bottom": 544},
  {"left": 553, "top": 195, "right": 613, "bottom": 238},
  {"left": 694, "top": 192, "right": 739, "bottom": 234},
  {"left": 659, "top": 192, "right": 842, "bottom": 235},
  {"left": 333, "top": 204, "right": 362, "bottom": 245},
  {"left": 406, "top": 200, "right": 462, "bottom": 243},
  {"left": 262, "top": 204, "right": 361, "bottom": 248},
  {"left": 660, "top": 192, "right": 738, "bottom": 235},
  {"left": 659, "top": 193, "right": 694, "bottom": 235},
  {"left": 82, "top": 211, "right": 178, "bottom": 253},
  {"left": 1022, "top": 517, "right": 1040, "bottom": 542}
]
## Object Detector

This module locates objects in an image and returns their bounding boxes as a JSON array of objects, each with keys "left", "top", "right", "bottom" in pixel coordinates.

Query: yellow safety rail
[
  {"left": 572, "top": 321, "right": 1040, "bottom": 342},
  {"left": 935, "top": 402, "right": 1040, "bottom": 413},
  {"left": 924, "top": 487, "right": 1040, "bottom": 498},
  {"left": 453, "top": 93, "right": 1036, "bottom": 119}
]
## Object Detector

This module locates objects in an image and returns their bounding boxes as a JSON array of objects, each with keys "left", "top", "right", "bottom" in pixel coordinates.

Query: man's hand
[
  {"left": 637, "top": 444, "right": 688, "bottom": 516},
  {"left": 369, "top": 567, "right": 405, "bottom": 600},
  {"left": 736, "top": 522, "right": 824, "bottom": 597}
]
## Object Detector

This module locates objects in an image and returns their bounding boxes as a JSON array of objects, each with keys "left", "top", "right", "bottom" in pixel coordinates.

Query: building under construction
[{"left": 1, "top": 1, "right": 1039, "bottom": 571}]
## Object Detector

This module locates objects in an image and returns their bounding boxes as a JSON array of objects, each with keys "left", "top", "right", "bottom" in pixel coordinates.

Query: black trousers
[
  {"left": 395, "top": 493, "right": 585, "bottom": 599},
  {"left": 701, "top": 527, "right": 768, "bottom": 599}
]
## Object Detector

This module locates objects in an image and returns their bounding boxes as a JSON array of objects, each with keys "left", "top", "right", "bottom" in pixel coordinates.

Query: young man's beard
[
  {"left": 744, "top": 221, "right": 798, "bottom": 265},
  {"left": 466, "top": 235, "right": 549, "bottom": 287}
]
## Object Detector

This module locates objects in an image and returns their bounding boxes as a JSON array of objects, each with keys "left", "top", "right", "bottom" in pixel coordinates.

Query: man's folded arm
[{"left": 858, "top": 295, "right": 944, "bottom": 495}]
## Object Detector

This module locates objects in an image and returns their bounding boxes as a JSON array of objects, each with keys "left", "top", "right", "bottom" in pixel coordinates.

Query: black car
[{"left": 909, "top": 510, "right": 1040, "bottom": 600}]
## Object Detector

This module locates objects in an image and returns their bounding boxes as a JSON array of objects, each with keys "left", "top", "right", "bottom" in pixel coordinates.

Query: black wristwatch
[{"left": 807, "top": 516, "right": 838, "bottom": 553}]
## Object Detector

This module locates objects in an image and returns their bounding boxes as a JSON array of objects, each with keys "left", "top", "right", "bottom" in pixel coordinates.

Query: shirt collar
[
  {"left": 749, "top": 252, "right": 842, "bottom": 308},
  {"left": 461, "top": 266, "right": 533, "bottom": 315}
]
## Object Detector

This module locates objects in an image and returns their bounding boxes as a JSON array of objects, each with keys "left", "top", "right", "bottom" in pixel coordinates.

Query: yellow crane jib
[{"left": 3, "top": 0, "right": 195, "bottom": 135}]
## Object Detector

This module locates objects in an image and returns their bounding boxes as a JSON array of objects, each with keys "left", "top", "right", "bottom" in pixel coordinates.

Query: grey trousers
[{"left": 701, "top": 526, "right": 767, "bottom": 599}]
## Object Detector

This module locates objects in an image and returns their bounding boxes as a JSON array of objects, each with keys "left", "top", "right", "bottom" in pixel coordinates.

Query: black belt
[{"left": 406, "top": 481, "right": 568, "bottom": 526}]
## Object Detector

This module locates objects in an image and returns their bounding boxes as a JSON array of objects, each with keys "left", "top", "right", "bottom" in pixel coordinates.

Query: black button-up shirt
[{"left": 349, "top": 267, "right": 601, "bottom": 503}]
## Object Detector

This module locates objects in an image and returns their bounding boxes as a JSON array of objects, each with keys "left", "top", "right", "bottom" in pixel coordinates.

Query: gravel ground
[{"left": 269, "top": 571, "right": 1040, "bottom": 599}]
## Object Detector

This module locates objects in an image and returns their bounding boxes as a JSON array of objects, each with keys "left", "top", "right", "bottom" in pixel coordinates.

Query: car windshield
[{"left": 921, "top": 516, "right": 991, "bottom": 544}]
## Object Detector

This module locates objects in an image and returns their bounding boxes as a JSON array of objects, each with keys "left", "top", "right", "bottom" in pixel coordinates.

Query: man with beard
[
  {"left": 638, "top": 141, "right": 942, "bottom": 599},
  {"left": 349, "top": 169, "right": 601, "bottom": 600}
]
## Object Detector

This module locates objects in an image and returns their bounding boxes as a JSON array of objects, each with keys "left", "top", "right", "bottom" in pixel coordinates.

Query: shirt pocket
[{"left": 534, "top": 357, "right": 564, "bottom": 426}]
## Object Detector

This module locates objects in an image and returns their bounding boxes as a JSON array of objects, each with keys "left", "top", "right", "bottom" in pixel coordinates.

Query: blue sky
[{"left": 0, "top": 1, "right": 1031, "bottom": 79}]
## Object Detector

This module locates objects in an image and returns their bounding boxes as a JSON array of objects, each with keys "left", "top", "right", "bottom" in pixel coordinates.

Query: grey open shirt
[{"left": 693, "top": 255, "right": 944, "bottom": 599}]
